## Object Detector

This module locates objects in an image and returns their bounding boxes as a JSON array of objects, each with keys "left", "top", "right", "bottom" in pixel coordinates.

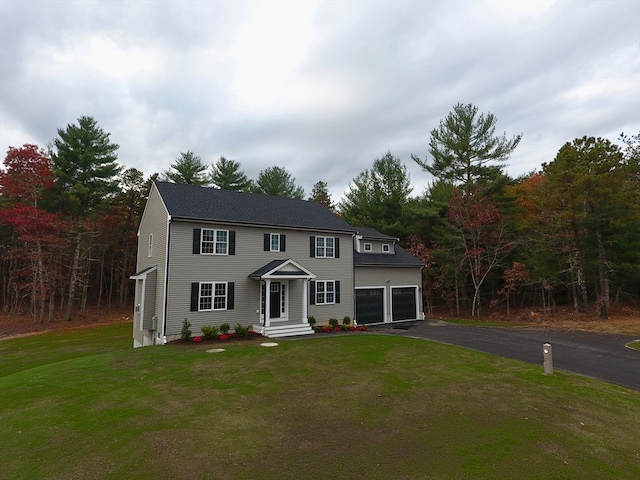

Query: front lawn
[{"left": 1, "top": 324, "right": 639, "bottom": 479}]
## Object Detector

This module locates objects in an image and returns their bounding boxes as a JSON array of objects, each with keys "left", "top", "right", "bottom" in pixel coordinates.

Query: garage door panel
[
  {"left": 392, "top": 287, "right": 416, "bottom": 321},
  {"left": 356, "top": 288, "right": 384, "bottom": 324}
]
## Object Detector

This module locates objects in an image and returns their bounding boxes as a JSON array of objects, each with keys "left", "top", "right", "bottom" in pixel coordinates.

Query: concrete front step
[{"left": 253, "top": 323, "right": 315, "bottom": 338}]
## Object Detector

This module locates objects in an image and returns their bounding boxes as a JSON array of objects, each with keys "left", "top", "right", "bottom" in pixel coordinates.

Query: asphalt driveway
[{"left": 367, "top": 320, "right": 640, "bottom": 391}]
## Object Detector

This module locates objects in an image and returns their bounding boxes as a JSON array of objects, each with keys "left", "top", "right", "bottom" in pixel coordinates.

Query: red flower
[
  {"left": 193, "top": 336, "right": 202, "bottom": 342},
  {"left": 349, "top": 326, "right": 356, "bottom": 331},
  {"left": 358, "top": 326, "right": 367, "bottom": 331},
  {"left": 322, "top": 326, "right": 330, "bottom": 332},
  {"left": 334, "top": 326, "right": 341, "bottom": 332},
  {"left": 218, "top": 334, "right": 228, "bottom": 340}
]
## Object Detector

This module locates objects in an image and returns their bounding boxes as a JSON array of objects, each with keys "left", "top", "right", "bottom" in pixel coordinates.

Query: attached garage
[
  {"left": 355, "top": 288, "right": 384, "bottom": 324},
  {"left": 392, "top": 287, "right": 417, "bottom": 321},
  {"left": 353, "top": 227, "right": 424, "bottom": 326}
]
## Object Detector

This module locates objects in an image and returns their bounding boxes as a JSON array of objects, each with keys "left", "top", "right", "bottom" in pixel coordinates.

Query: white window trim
[
  {"left": 363, "top": 242, "right": 372, "bottom": 252},
  {"left": 201, "top": 228, "right": 229, "bottom": 255},
  {"left": 198, "top": 281, "right": 228, "bottom": 311},
  {"left": 382, "top": 243, "right": 391, "bottom": 253},
  {"left": 270, "top": 233, "right": 280, "bottom": 252},
  {"left": 148, "top": 233, "right": 153, "bottom": 257},
  {"left": 316, "top": 280, "right": 336, "bottom": 305},
  {"left": 316, "top": 236, "right": 335, "bottom": 258}
]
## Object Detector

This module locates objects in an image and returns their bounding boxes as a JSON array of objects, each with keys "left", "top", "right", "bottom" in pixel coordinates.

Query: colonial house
[{"left": 131, "top": 181, "right": 424, "bottom": 347}]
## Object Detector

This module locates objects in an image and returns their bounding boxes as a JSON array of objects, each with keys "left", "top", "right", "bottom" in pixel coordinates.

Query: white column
[
  {"left": 302, "top": 279, "right": 308, "bottom": 323},
  {"left": 264, "top": 279, "right": 271, "bottom": 327}
]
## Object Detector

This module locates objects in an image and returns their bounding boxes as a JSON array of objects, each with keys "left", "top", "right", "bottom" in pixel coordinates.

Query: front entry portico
[{"left": 249, "top": 259, "right": 316, "bottom": 337}]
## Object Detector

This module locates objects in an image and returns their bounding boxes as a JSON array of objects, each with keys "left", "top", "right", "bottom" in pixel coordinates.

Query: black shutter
[
  {"left": 309, "top": 281, "right": 315, "bottom": 305},
  {"left": 229, "top": 231, "right": 236, "bottom": 255},
  {"left": 190, "top": 283, "right": 199, "bottom": 311},
  {"left": 264, "top": 233, "right": 270, "bottom": 251},
  {"left": 227, "top": 282, "right": 235, "bottom": 310},
  {"left": 335, "top": 237, "right": 340, "bottom": 258},
  {"left": 280, "top": 234, "right": 286, "bottom": 252},
  {"left": 192, "top": 229, "right": 201, "bottom": 254},
  {"left": 310, "top": 236, "right": 315, "bottom": 257},
  {"left": 335, "top": 281, "right": 340, "bottom": 304}
]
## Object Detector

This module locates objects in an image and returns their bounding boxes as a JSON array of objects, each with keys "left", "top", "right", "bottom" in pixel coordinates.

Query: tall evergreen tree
[
  {"left": 251, "top": 166, "right": 304, "bottom": 199},
  {"left": 541, "top": 136, "right": 635, "bottom": 319},
  {"left": 412, "top": 103, "right": 521, "bottom": 187},
  {"left": 210, "top": 156, "right": 252, "bottom": 191},
  {"left": 161, "top": 151, "right": 210, "bottom": 186},
  {"left": 51, "top": 116, "right": 122, "bottom": 320},
  {"left": 51, "top": 116, "right": 121, "bottom": 215},
  {"left": 309, "top": 181, "right": 334, "bottom": 211},
  {"left": 339, "top": 151, "right": 414, "bottom": 241}
]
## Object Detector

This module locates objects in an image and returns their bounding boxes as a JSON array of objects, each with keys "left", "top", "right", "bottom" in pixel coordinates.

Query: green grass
[
  {"left": 629, "top": 340, "right": 640, "bottom": 351},
  {"left": 1, "top": 324, "right": 639, "bottom": 479}
]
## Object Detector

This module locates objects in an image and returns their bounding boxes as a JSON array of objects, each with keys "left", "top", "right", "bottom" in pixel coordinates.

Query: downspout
[
  {"left": 162, "top": 216, "right": 172, "bottom": 343},
  {"left": 352, "top": 232, "right": 357, "bottom": 327}
]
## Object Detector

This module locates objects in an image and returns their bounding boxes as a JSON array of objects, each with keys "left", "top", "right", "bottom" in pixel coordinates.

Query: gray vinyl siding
[
  {"left": 360, "top": 240, "right": 395, "bottom": 254},
  {"left": 165, "top": 221, "right": 354, "bottom": 336},
  {"left": 355, "top": 266, "right": 421, "bottom": 288},
  {"left": 134, "top": 184, "right": 170, "bottom": 339},
  {"left": 141, "top": 269, "right": 157, "bottom": 329}
]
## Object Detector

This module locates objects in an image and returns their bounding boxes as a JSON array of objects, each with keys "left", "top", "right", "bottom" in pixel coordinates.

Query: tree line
[
  {"left": 340, "top": 104, "right": 639, "bottom": 319},
  {"left": 1, "top": 107, "right": 638, "bottom": 323}
]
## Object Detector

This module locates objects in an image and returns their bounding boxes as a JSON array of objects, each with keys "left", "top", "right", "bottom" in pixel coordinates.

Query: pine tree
[
  {"left": 51, "top": 116, "right": 122, "bottom": 320},
  {"left": 210, "top": 156, "right": 252, "bottom": 191},
  {"left": 51, "top": 116, "right": 121, "bottom": 215},
  {"left": 161, "top": 151, "right": 210, "bottom": 186},
  {"left": 308, "top": 181, "right": 334, "bottom": 211},
  {"left": 251, "top": 166, "right": 304, "bottom": 199},
  {"left": 413, "top": 103, "right": 521, "bottom": 187}
]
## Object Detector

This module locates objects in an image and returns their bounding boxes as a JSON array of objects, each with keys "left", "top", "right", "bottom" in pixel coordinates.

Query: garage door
[
  {"left": 355, "top": 288, "right": 384, "bottom": 324},
  {"left": 392, "top": 287, "right": 416, "bottom": 321}
]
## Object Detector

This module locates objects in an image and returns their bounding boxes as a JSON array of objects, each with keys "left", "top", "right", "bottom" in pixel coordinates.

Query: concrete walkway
[{"left": 367, "top": 320, "right": 640, "bottom": 391}]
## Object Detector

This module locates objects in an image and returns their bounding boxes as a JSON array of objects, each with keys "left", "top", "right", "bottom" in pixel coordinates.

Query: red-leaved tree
[
  {"left": 0, "top": 144, "right": 65, "bottom": 321},
  {"left": 448, "top": 184, "right": 516, "bottom": 317}
]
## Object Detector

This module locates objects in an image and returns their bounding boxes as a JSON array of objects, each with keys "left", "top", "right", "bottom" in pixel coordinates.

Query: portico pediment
[{"left": 249, "top": 259, "right": 316, "bottom": 280}]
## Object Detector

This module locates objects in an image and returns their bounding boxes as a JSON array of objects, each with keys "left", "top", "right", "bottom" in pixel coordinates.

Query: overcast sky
[{"left": 1, "top": 0, "right": 638, "bottom": 201}]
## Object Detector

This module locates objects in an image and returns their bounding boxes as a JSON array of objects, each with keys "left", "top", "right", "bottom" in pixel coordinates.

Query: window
[
  {"left": 271, "top": 234, "right": 280, "bottom": 252},
  {"left": 199, "top": 282, "right": 227, "bottom": 311},
  {"left": 201, "top": 229, "right": 228, "bottom": 255},
  {"left": 310, "top": 236, "right": 339, "bottom": 258},
  {"left": 191, "top": 281, "right": 234, "bottom": 312},
  {"left": 264, "top": 233, "right": 286, "bottom": 252},
  {"left": 316, "top": 236, "right": 335, "bottom": 258},
  {"left": 316, "top": 280, "right": 335, "bottom": 304},
  {"left": 148, "top": 234, "right": 153, "bottom": 257},
  {"left": 363, "top": 242, "right": 372, "bottom": 252},
  {"left": 309, "top": 280, "right": 340, "bottom": 305},
  {"left": 382, "top": 244, "right": 391, "bottom": 253}
]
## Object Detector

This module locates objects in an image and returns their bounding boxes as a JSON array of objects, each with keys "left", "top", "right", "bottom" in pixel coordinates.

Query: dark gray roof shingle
[
  {"left": 355, "top": 226, "right": 398, "bottom": 241},
  {"left": 354, "top": 245, "right": 424, "bottom": 267},
  {"left": 156, "top": 181, "right": 355, "bottom": 232}
]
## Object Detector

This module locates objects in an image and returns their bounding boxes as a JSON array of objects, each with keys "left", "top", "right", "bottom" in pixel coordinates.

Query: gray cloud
[{"left": 1, "top": 0, "right": 638, "bottom": 202}]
